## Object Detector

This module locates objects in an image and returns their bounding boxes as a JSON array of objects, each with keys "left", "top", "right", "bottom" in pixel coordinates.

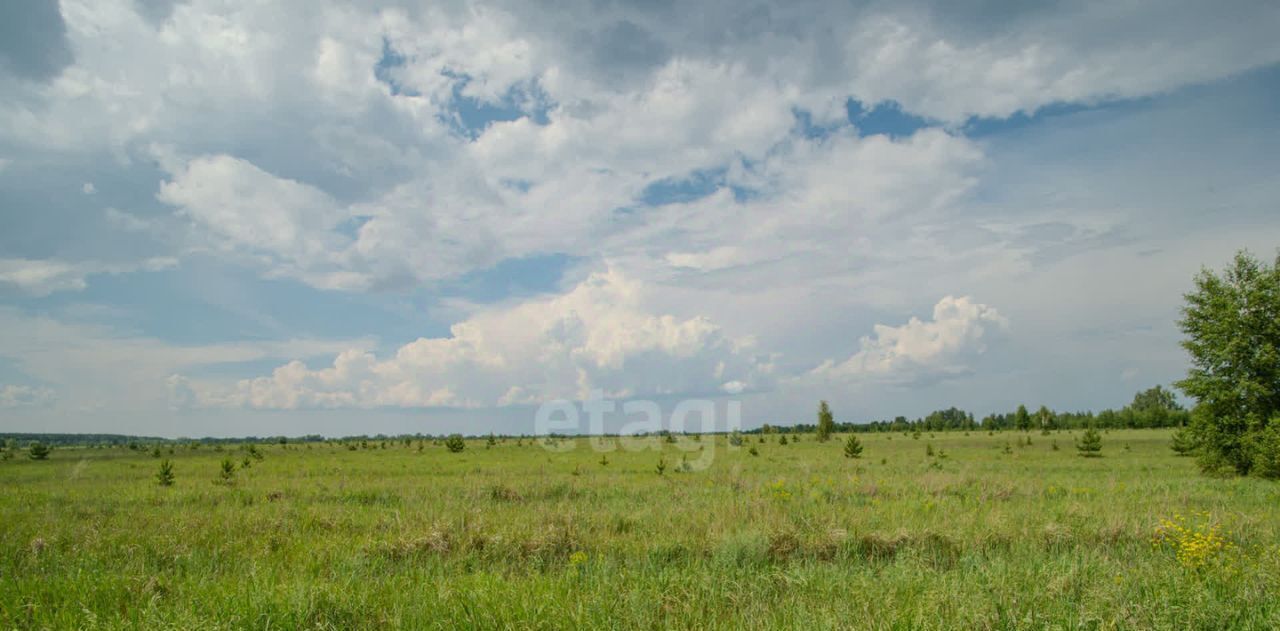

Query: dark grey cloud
[
  {"left": 0, "top": 0, "right": 73, "bottom": 82},
  {"left": 576, "top": 20, "right": 669, "bottom": 84}
]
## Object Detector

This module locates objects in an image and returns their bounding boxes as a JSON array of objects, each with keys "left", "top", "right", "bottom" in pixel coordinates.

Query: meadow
[{"left": 2, "top": 429, "right": 1278, "bottom": 629}]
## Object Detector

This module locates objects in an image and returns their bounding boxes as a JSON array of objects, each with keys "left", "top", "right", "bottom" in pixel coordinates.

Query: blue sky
[{"left": 1, "top": 0, "right": 1279, "bottom": 437}]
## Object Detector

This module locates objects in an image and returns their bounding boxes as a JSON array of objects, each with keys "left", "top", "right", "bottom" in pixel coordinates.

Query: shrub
[
  {"left": 1170, "top": 426, "right": 1198, "bottom": 456},
  {"left": 779, "top": 435, "right": 788, "bottom": 446},
  {"left": 655, "top": 458, "right": 667, "bottom": 475},
  {"left": 1248, "top": 421, "right": 1280, "bottom": 479},
  {"left": 728, "top": 432, "right": 744, "bottom": 447},
  {"left": 28, "top": 442, "right": 51, "bottom": 461},
  {"left": 156, "top": 459, "right": 175, "bottom": 486},
  {"left": 445, "top": 435, "right": 466, "bottom": 453},
  {"left": 489, "top": 484, "right": 522, "bottom": 502},
  {"left": 1076, "top": 427, "right": 1103, "bottom": 457},
  {"left": 843, "top": 434, "right": 863, "bottom": 459},
  {"left": 219, "top": 458, "right": 236, "bottom": 483},
  {"left": 748, "top": 446, "right": 759, "bottom": 457}
]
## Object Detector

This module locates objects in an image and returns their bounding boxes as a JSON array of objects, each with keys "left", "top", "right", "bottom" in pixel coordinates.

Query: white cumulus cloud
[
  {"left": 173, "top": 269, "right": 769, "bottom": 409},
  {"left": 812, "top": 295, "right": 1008, "bottom": 383}
]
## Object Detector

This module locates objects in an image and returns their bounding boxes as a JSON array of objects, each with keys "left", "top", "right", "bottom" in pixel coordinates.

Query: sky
[{"left": 1, "top": 0, "right": 1279, "bottom": 438}]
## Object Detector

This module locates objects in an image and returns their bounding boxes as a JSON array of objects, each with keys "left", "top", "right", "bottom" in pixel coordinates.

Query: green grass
[{"left": 3, "top": 430, "right": 1278, "bottom": 629}]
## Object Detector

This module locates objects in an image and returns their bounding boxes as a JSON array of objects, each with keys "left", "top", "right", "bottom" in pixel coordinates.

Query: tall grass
[{"left": 1, "top": 430, "right": 1277, "bottom": 628}]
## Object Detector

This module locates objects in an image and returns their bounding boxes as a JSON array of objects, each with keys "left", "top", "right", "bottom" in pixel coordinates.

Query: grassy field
[{"left": 2, "top": 429, "right": 1278, "bottom": 629}]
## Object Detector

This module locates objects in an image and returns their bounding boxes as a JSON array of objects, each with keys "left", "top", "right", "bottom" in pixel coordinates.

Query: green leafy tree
[
  {"left": 816, "top": 401, "right": 835, "bottom": 442},
  {"left": 1014, "top": 405, "right": 1032, "bottom": 432},
  {"left": 1076, "top": 426, "right": 1103, "bottom": 457},
  {"left": 1128, "top": 385, "right": 1185, "bottom": 427},
  {"left": 156, "top": 459, "right": 175, "bottom": 486},
  {"left": 445, "top": 434, "right": 466, "bottom": 453},
  {"left": 1177, "top": 250, "right": 1280, "bottom": 476},
  {"left": 843, "top": 434, "right": 863, "bottom": 459},
  {"left": 1036, "top": 406, "right": 1055, "bottom": 434},
  {"left": 28, "top": 442, "right": 51, "bottom": 460}
]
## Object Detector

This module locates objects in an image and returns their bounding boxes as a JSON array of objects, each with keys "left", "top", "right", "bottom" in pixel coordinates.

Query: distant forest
[
  {"left": 2, "top": 385, "right": 1185, "bottom": 446},
  {"left": 764, "top": 385, "right": 1187, "bottom": 435}
]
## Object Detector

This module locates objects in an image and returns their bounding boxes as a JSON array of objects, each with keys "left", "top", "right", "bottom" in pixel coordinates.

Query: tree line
[{"left": 750, "top": 385, "right": 1186, "bottom": 435}]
